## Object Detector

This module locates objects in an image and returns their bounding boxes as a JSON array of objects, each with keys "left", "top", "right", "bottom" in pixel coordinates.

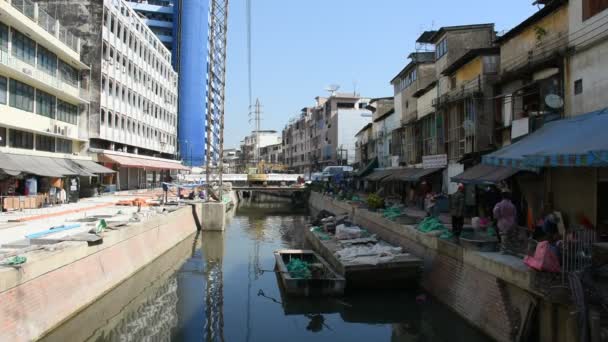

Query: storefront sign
[
  {"left": 423, "top": 154, "right": 447, "bottom": 169},
  {"left": 511, "top": 117, "right": 529, "bottom": 139}
]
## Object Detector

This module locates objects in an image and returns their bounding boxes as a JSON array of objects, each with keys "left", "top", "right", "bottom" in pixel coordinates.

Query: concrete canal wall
[
  {"left": 0, "top": 204, "right": 203, "bottom": 342},
  {"left": 309, "top": 192, "right": 577, "bottom": 342}
]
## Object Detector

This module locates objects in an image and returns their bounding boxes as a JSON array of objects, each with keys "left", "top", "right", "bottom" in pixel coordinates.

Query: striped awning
[
  {"left": 100, "top": 153, "right": 190, "bottom": 171},
  {"left": 483, "top": 108, "right": 608, "bottom": 169}
]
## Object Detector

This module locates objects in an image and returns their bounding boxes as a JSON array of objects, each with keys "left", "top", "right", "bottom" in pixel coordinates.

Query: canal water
[{"left": 43, "top": 196, "right": 493, "bottom": 342}]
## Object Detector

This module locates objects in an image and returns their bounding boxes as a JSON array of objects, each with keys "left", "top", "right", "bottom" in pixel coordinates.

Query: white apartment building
[
  {"left": 39, "top": 0, "right": 185, "bottom": 190},
  {"left": 0, "top": 3, "right": 111, "bottom": 161},
  {"left": 98, "top": 0, "right": 178, "bottom": 156}
]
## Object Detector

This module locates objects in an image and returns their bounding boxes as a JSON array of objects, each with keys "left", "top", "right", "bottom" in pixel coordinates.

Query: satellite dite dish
[
  {"left": 325, "top": 84, "right": 340, "bottom": 96},
  {"left": 545, "top": 94, "right": 564, "bottom": 109}
]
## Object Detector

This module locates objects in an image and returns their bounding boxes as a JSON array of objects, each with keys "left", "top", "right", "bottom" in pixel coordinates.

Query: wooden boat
[{"left": 274, "top": 249, "right": 345, "bottom": 297}]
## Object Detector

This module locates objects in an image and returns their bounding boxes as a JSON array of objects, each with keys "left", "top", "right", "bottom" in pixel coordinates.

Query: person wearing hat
[
  {"left": 450, "top": 183, "right": 466, "bottom": 243},
  {"left": 493, "top": 191, "right": 517, "bottom": 254}
]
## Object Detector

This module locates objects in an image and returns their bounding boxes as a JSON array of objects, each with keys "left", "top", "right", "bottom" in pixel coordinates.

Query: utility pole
[{"left": 249, "top": 99, "right": 262, "bottom": 166}]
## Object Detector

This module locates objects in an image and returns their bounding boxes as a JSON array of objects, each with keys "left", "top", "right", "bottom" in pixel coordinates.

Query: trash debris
[{"left": 4, "top": 256, "right": 27, "bottom": 266}]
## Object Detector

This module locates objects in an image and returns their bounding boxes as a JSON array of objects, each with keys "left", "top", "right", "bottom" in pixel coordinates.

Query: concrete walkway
[{"left": 0, "top": 189, "right": 177, "bottom": 248}]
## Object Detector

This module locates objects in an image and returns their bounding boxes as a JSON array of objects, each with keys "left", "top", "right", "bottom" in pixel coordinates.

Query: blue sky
[{"left": 223, "top": 0, "right": 539, "bottom": 149}]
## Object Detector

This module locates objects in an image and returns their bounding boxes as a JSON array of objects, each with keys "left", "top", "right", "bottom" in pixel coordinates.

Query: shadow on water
[{"left": 44, "top": 199, "right": 493, "bottom": 342}]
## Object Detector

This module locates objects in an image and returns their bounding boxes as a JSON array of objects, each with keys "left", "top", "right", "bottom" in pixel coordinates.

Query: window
[
  {"left": 436, "top": 38, "right": 447, "bottom": 59},
  {"left": 0, "top": 22, "right": 8, "bottom": 52},
  {"left": 0, "top": 76, "right": 6, "bottom": 104},
  {"left": 36, "top": 134, "right": 55, "bottom": 152},
  {"left": 57, "top": 138, "right": 72, "bottom": 153},
  {"left": 12, "top": 29, "right": 36, "bottom": 66},
  {"left": 101, "top": 109, "right": 106, "bottom": 124},
  {"left": 9, "top": 129, "right": 34, "bottom": 149},
  {"left": 57, "top": 100, "right": 78, "bottom": 124},
  {"left": 9, "top": 79, "right": 34, "bottom": 112},
  {"left": 0, "top": 127, "right": 5, "bottom": 146},
  {"left": 36, "top": 90, "right": 56, "bottom": 118},
  {"left": 583, "top": 0, "right": 608, "bottom": 20},
  {"left": 37, "top": 46, "right": 57, "bottom": 76},
  {"left": 59, "top": 60, "right": 78, "bottom": 87},
  {"left": 450, "top": 76, "right": 457, "bottom": 90},
  {"left": 575, "top": 79, "right": 583, "bottom": 95}
]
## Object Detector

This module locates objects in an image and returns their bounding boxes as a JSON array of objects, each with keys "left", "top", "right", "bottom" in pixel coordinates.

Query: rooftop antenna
[{"left": 325, "top": 84, "right": 340, "bottom": 97}]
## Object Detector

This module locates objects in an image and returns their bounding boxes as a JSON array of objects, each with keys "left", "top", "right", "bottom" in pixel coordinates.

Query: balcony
[
  {"left": 3, "top": 0, "right": 80, "bottom": 54},
  {"left": 0, "top": 50, "right": 88, "bottom": 103}
]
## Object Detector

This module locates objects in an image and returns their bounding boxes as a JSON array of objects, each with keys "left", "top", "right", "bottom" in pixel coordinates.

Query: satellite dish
[
  {"left": 545, "top": 94, "right": 564, "bottom": 109},
  {"left": 325, "top": 84, "right": 340, "bottom": 96}
]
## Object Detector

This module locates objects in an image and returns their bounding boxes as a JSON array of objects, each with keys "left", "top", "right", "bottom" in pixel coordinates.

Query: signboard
[
  {"left": 391, "top": 156, "right": 400, "bottom": 167},
  {"left": 511, "top": 117, "right": 530, "bottom": 140},
  {"left": 423, "top": 154, "right": 447, "bottom": 169},
  {"left": 545, "top": 94, "right": 564, "bottom": 109}
]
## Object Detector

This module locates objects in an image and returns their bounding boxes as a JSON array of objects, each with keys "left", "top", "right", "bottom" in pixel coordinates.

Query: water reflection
[{"left": 45, "top": 199, "right": 492, "bottom": 342}]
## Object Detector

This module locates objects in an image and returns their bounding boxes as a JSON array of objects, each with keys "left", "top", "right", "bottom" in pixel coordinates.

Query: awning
[
  {"left": 73, "top": 160, "right": 116, "bottom": 174},
  {"left": 0, "top": 152, "right": 94, "bottom": 177},
  {"left": 483, "top": 108, "right": 608, "bottom": 169},
  {"left": 395, "top": 168, "right": 443, "bottom": 182},
  {"left": 451, "top": 164, "right": 519, "bottom": 185},
  {"left": 356, "top": 158, "right": 378, "bottom": 178},
  {"left": 100, "top": 153, "right": 190, "bottom": 171},
  {"left": 365, "top": 169, "right": 395, "bottom": 182}
]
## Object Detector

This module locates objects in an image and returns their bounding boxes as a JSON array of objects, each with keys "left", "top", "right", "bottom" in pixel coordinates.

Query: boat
[{"left": 274, "top": 249, "right": 345, "bottom": 297}]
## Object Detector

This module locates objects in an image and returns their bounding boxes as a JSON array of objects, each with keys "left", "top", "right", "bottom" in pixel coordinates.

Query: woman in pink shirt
[{"left": 493, "top": 191, "right": 517, "bottom": 254}]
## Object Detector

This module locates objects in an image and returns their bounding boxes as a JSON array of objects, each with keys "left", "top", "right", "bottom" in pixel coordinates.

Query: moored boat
[{"left": 274, "top": 249, "right": 345, "bottom": 297}]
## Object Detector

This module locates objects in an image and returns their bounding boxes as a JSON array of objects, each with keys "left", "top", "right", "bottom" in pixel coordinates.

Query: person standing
[
  {"left": 493, "top": 191, "right": 518, "bottom": 254},
  {"left": 450, "top": 184, "right": 466, "bottom": 243}
]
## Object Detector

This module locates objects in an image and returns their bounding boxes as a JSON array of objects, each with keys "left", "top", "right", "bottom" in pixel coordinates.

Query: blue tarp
[{"left": 483, "top": 108, "right": 608, "bottom": 169}]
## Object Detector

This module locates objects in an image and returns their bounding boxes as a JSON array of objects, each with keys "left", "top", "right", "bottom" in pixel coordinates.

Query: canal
[{"left": 42, "top": 196, "right": 493, "bottom": 342}]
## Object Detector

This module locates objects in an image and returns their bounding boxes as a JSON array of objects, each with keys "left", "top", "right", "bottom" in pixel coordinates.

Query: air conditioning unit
[
  {"left": 22, "top": 68, "right": 32, "bottom": 76},
  {"left": 65, "top": 127, "right": 72, "bottom": 136}
]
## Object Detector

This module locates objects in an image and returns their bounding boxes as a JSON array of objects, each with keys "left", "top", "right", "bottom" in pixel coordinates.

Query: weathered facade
[{"left": 494, "top": 0, "right": 569, "bottom": 146}]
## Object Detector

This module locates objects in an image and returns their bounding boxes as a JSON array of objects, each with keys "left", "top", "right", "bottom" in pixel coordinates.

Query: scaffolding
[{"left": 205, "top": 0, "right": 229, "bottom": 200}]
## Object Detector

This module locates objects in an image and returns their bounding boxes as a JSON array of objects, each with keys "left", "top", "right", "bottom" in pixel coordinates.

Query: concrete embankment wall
[
  {"left": 0, "top": 204, "right": 203, "bottom": 342},
  {"left": 309, "top": 192, "right": 577, "bottom": 342}
]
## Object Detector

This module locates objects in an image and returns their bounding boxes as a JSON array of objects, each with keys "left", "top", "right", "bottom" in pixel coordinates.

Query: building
[
  {"left": 565, "top": 0, "right": 608, "bottom": 116},
  {"left": 494, "top": 0, "right": 568, "bottom": 146},
  {"left": 0, "top": 0, "right": 120, "bottom": 203},
  {"left": 354, "top": 123, "right": 373, "bottom": 169},
  {"left": 126, "top": 0, "right": 219, "bottom": 167},
  {"left": 425, "top": 24, "right": 496, "bottom": 193},
  {"left": 283, "top": 107, "right": 314, "bottom": 173},
  {"left": 282, "top": 93, "right": 371, "bottom": 174},
  {"left": 321, "top": 93, "right": 371, "bottom": 167},
  {"left": 37, "top": 0, "right": 187, "bottom": 190},
  {"left": 259, "top": 143, "right": 284, "bottom": 166},
  {"left": 390, "top": 51, "right": 436, "bottom": 166},
  {"left": 239, "top": 130, "right": 282, "bottom": 169},
  {"left": 367, "top": 98, "right": 398, "bottom": 168},
  {"left": 221, "top": 148, "right": 240, "bottom": 173},
  {"left": 125, "top": 0, "right": 174, "bottom": 52}
]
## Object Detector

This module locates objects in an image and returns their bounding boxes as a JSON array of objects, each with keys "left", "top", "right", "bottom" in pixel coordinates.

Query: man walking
[
  {"left": 493, "top": 191, "right": 518, "bottom": 254},
  {"left": 450, "top": 184, "right": 465, "bottom": 243}
]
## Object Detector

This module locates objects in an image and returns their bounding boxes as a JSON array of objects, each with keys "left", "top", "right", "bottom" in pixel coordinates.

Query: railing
[
  {"left": 37, "top": 7, "right": 56, "bottom": 35},
  {"left": 11, "top": 0, "right": 35, "bottom": 20},
  {"left": 0, "top": 49, "right": 81, "bottom": 100},
  {"left": 7, "top": 0, "right": 80, "bottom": 53},
  {"left": 562, "top": 227, "right": 597, "bottom": 284}
]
